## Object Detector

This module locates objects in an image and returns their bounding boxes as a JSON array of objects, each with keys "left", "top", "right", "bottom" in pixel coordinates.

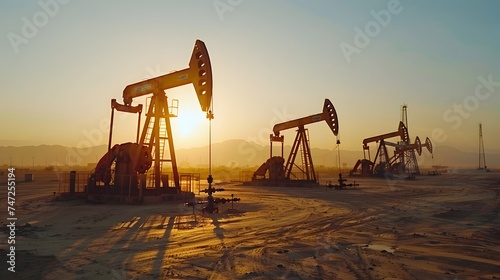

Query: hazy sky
[{"left": 1, "top": 0, "right": 499, "bottom": 154}]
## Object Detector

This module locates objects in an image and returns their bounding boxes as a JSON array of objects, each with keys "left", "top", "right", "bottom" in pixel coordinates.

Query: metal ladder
[
  {"left": 299, "top": 129, "right": 312, "bottom": 180},
  {"left": 143, "top": 104, "right": 168, "bottom": 188}
]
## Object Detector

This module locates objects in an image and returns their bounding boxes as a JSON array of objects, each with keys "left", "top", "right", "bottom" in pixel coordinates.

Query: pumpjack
[
  {"left": 252, "top": 98, "right": 339, "bottom": 186},
  {"left": 393, "top": 136, "right": 432, "bottom": 174},
  {"left": 352, "top": 121, "right": 409, "bottom": 177},
  {"left": 350, "top": 121, "right": 432, "bottom": 177},
  {"left": 87, "top": 40, "right": 213, "bottom": 201}
]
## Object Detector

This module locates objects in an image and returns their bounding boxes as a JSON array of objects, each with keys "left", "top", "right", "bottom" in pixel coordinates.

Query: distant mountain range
[{"left": 0, "top": 139, "right": 498, "bottom": 169}]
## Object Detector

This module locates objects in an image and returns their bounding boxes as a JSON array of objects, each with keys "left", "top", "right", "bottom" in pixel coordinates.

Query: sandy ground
[{"left": 0, "top": 171, "right": 499, "bottom": 279}]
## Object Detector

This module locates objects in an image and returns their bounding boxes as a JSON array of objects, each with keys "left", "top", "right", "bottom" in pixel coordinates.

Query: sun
[{"left": 171, "top": 108, "right": 207, "bottom": 147}]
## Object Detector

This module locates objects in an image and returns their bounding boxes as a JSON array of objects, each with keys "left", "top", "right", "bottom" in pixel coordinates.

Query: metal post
[
  {"left": 270, "top": 136, "right": 272, "bottom": 159},
  {"left": 281, "top": 140, "right": 284, "bottom": 159},
  {"left": 108, "top": 101, "right": 115, "bottom": 152},
  {"left": 206, "top": 110, "right": 216, "bottom": 213},
  {"left": 336, "top": 138, "right": 341, "bottom": 174},
  {"left": 136, "top": 109, "right": 141, "bottom": 144}
]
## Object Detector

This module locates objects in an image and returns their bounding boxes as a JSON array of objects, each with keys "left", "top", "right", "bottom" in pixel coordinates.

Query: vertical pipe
[
  {"left": 270, "top": 134, "right": 274, "bottom": 179},
  {"left": 270, "top": 136, "right": 272, "bottom": 159},
  {"left": 281, "top": 138, "right": 284, "bottom": 158},
  {"left": 136, "top": 108, "right": 142, "bottom": 143},
  {"left": 337, "top": 140, "right": 341, "bottom": 175},
  {"left": 108, "top": 100, "right": 115, "bottom": 152}
]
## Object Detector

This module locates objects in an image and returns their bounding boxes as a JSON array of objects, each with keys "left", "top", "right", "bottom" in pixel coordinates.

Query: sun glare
[{"left": 172, "top": 108, "right": 207, "bottom": 147}]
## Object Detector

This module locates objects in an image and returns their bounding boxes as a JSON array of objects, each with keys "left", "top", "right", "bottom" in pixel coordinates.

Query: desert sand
[{"left": 1, "top": 171, "right": 499, "bottom": 279}]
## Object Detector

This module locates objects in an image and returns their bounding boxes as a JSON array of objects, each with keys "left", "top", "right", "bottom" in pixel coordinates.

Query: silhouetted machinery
[
  {"left": 185, "top": 187, "right": 240, "bottom": 214},
  {"left": 88, "top": 40, "right": 212, "bottom": 201},
  {"left": 349, "top": 121, "right": 432, "bottom": 177},
  {"left": 200, "top": 183, "right": 240, "bottom": 213},
  {"left": 252, "top": 99, "right": 339, "bottom": 185},
  {"left": 326, "top": 173, "right": 359, "bottom": 190}
]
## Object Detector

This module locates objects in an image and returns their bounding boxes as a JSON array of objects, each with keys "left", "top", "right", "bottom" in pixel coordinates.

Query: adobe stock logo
[
  {"left": 7, "top": 0, "right": 71, "bottom": 54},
  {"left": 213, "top": 0, "right": 243, "bottom": 21},
  {"left": 432, "top": 74, "right": 499, "bottom": 144},
  {"left": 339, "top": 0, "right": 408, "bottom": 64}
]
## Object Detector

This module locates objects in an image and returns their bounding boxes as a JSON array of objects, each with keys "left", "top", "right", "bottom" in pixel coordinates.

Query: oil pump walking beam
[
  {"left": 121, "top": 40, "right": 212, "bottom": 113},
  {"left": 272, "top": 99, "right": 339, "bottom": 137},
  {"left": 362, "top": 121, "right": 409, "bottom": 147}
]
